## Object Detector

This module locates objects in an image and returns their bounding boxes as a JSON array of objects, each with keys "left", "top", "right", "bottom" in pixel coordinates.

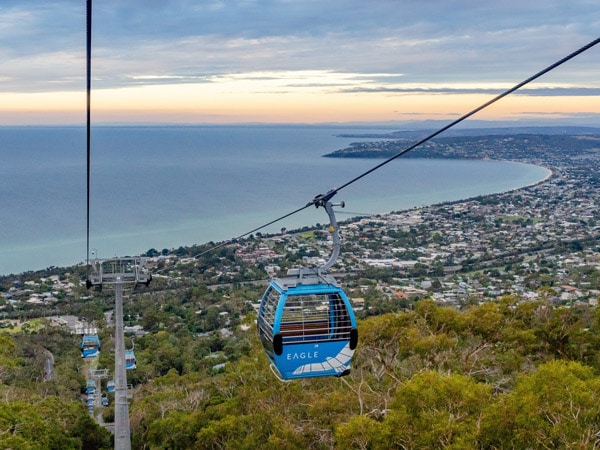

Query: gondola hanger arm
[{"left": 316, "top": 199, "right": 344, "bottom": 274}]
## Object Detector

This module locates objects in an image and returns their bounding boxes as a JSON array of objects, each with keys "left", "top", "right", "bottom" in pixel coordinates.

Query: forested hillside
[
  {"left": 4, "top": 296, "right": 600, "bottom": 449},
  {"left": 0, "top": 329, "right": 112, "bottom": 449},
  {"left": 125, "top": 298, "right": 600, "bottom": 449}
]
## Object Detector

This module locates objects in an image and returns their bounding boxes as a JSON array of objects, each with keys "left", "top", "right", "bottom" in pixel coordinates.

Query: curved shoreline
[
  {"left": 3, "top": 124, "right": 582, "bottom": 275},
  {"left": 0, "top": 159, "right": 553, "bottom": 276},
  {"left": 484, "top": 160, "right": 553, "bottom": 194},
  {"left": 350, "top": 161, "right": 551, "bottom": 225}
]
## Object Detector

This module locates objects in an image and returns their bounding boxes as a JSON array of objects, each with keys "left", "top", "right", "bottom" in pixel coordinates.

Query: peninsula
[{"left": 323, "top": 126, "right": 600, "bottom": 163}]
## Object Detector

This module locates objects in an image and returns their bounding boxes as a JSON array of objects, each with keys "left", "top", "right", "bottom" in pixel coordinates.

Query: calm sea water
[{"left": 0, "top": 125, "right": 550, "bottom": 275}]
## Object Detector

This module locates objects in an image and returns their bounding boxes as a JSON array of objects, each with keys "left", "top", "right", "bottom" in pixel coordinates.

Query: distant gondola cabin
[
  {"left": 81, "top": 334, "right": 101, "bottom": 358},
  {"left": 125, "top": 350, "right": 136, "bottom": 370},
  {"left": 258, "top": 274, "right": 358, "bottom": 380}
]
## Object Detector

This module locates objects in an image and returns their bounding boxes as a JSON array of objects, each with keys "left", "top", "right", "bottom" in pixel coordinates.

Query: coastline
[
  {"left": 0, "top": 161, "right": 552, "bottom": 277},
  {"left": 1, "top": 125, "right": 579, "bottom": 276},
  {"left": 481, "top": 161, "right": 553, "bottom": 195},
  {"left": 377, "top": 161, "right": 553, "bottom": 216}
]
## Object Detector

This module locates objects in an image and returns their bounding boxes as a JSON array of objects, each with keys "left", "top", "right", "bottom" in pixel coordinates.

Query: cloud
[
  {"left": 0, "top": 0, "right": 598, "bottom": 124},
  {"left": 340, "top": 86, "right": 600, "bottom": 97}
]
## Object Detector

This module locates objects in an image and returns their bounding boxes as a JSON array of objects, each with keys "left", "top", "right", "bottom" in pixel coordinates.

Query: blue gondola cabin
[
  {"left": 81, "top": 334, "right": 101, "bottom": 358},
  {"left": 258, "top": 274, "right": 358, "bottom": 380},
  {"left": 125, "top": 350, "right": 136, "bottom": 370},
  {"left": 86, "top": 380, "right": 96, "bottom": 394}
]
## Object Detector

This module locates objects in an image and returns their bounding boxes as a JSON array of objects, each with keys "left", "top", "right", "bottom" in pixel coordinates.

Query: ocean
[{"left": 0, "top": 125, "right": 550, "bottom": 275}]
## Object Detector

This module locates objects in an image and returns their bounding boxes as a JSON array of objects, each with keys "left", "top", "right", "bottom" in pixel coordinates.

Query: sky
[{"left": 1, "top": 0, "right": 599, "bottom": 125}]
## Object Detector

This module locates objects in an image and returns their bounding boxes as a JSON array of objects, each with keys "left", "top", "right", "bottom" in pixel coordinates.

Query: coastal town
[
  {"left": 2, "top": 129, "right": 600, "bottom": 327},
  {"left": 231, "top": 130, "right": 600, "bottom": 312}
]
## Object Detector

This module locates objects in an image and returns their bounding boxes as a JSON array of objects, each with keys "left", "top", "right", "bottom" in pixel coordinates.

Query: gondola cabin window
[
  {"left": 257, "top": 285, "right": 279, "bottom": 358},
  {"left": 279, "top": 293, "right": 350, "bottom": 343}
]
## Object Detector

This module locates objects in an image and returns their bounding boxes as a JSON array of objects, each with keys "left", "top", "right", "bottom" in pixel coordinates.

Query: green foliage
[
  {"left": 8, "top": 287, "right": 600, "bottom": 449},
  {"left": 0, "top": 394, "right": 111, "bottom": 449},
  {"left": 335, "top": 415, "right": 386, "bottom": 449},
  {"left": 335, "top": 371, "right": 492, "bottom": 449},
  {"left": 126, "top": 298, "right": 600, "bottom": 448},
  {"left": 386, "top": 371, "right": 491, "bottom": 448},
  {"left": 481, "top": 360, "right": 600, "bottom": 449},
  {"left": 0, "top": 328, "right": 111, "bottom": 450},
  {"left": 0, "top": 334, "right": 19, "bottom": 381}
]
